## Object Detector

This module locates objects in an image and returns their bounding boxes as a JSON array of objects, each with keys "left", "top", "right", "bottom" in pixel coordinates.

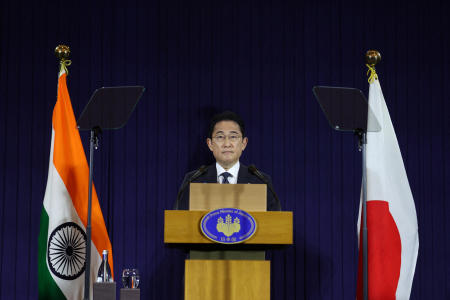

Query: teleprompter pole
[{"left": 84, "top": 127, "right": 100, "bottom": 300}]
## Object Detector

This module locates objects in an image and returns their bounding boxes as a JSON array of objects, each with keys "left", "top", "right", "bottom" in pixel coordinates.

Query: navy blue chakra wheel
[{"left": 47, "top": 222, "right": 87, "bottom": 280}]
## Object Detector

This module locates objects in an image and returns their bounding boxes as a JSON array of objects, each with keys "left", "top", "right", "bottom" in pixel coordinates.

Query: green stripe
[{"left": 38, "top": 207, "right": 66, "bottom": 300}]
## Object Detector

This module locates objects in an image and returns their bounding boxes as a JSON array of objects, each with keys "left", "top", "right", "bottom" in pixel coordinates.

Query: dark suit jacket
[{"left": 175, "top": 164, "right": 281, "bottom": 211}]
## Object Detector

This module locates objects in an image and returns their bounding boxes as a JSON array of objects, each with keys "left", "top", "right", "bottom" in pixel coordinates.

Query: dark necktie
[{"left": 221, "top": 172, "right": 232, "bottom": 184}]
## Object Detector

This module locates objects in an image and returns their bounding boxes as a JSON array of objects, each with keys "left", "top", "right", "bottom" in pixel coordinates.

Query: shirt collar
[{"left": 216, "top": 161, "right": 240, "bottom": 182}]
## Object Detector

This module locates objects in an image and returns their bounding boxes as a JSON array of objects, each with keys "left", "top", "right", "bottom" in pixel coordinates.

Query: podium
[{"left": 164, "top": 183, "right": 293, "bottom": 300}]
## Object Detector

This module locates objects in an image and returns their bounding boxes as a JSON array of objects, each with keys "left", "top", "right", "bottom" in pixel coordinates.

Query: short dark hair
[{"left": 208, "top": 111, "right": 246, "bottom": 138}]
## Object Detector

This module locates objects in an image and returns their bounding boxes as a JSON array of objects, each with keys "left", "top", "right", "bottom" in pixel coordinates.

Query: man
[{"left": 175, "top": 111, "right": 281, "bottom": 211}]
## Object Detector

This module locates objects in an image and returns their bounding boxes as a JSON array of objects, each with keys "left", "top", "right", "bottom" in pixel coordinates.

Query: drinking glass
[
  {"left": 130, "top": 269, "right": 140, "bottom": 288},
  {"left": 122, "top": 269, "right": 131, "bottom": 288},
  {"left": 122, "top": 268, "right": 140, "bottom": 288}
]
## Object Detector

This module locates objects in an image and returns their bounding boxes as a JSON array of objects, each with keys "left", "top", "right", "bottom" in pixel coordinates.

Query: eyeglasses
[{"left": 212, "top": 134, "right": 242, "bottom": 144}]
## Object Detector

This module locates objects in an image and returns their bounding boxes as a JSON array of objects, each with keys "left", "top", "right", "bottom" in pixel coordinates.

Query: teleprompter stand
[
  {"left": 313, "top": 86, "right": 380, "bottom": 300},
  {"left": 77, "top": 86, "right": 145, "bottom": 300}
]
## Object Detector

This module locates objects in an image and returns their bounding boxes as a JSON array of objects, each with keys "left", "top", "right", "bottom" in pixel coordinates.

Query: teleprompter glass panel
[
  {"left": 77, "top": 86, "right": 145, "bottom": 131},
  {"left": 313, "top": 86, "right": 380, "bottom": 132}
]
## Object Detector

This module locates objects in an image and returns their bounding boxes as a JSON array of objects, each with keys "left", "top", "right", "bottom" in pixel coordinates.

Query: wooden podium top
[
  {"left": 164, "top": 210, "right": 293, "bottom": 244},
  {"left": 189, "top": 183, "right": 267, "bottom": 211}
]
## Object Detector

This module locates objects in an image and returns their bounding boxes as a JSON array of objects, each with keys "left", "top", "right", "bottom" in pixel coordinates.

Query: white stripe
[{"left": 43, "top": 128, "right": 102, "bottom": 300}]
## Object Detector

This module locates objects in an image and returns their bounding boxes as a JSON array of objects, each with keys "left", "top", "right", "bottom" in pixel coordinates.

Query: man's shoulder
[
  {"left": 184, "top": 164, "right": 214, "bottom": 175},
  {"left": 183, "top": 164, "right": 217, "bottom": 183},
  {"left": 238, "top": 164, "right": 272, "bottom": 183},
  {"left": 184, "top": 169, "right": 197, "bottom": 178}
]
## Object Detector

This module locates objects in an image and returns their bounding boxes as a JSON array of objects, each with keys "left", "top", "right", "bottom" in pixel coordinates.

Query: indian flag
[{"left": 38, "top": 68, "right": 113, "bottom": 299}]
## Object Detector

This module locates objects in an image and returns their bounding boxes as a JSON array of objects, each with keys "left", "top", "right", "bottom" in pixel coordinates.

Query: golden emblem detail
[{"left": 216, "top": 214, "right": 240, "bottom": 237}]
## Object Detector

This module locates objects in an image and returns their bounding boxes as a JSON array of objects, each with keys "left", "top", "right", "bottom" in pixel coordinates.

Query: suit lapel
[
  {"left": 203, "top": 164, "right": 218, "bottom": 183},
  {"left": 237, "top": 164, "right": 251, "bottom": 183}
]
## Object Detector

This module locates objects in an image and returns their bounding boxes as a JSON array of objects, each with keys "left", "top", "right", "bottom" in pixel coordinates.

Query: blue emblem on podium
[{"left": 200, "top": 208, "right": 257, "bottom": 244}]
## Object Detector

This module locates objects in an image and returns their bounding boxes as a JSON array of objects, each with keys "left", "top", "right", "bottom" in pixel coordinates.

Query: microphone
[
  {"left": 174, "top": 165, "right": 208, "bottom": 209},
  {"left": 248, "top": 165, "right": 267, "bottom": 183},
  {"left": 190, "top": 165, "right": 208, "bottom": 182},
  {"left": 248, "top": 164, "right": 281, "bottom": 211}
]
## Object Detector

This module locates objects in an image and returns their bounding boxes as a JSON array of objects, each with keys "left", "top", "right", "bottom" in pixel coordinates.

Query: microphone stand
[
  {"left": 248, "top": 165, "right": 281, "bottom": 211},
  {"left": 174, "top": 166, "right": 207, "bottom": 209}
]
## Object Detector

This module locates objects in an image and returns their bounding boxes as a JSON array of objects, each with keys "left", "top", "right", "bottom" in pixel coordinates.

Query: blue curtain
[{"left": 0, "top": 0, "right": 448, "bottom": 299}]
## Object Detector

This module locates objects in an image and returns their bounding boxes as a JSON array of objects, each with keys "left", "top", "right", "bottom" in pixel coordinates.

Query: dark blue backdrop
[{"left": 0, "top": 0, "right": 449, "bottom": 299}]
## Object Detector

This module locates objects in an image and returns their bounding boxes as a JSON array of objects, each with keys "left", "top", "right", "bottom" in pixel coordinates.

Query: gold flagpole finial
[
  {"left": 365, "top": 50, "right": 381, "bottom": 83},
  {"left": 55, "top": 45, "right": 72, "bottom": 75}
]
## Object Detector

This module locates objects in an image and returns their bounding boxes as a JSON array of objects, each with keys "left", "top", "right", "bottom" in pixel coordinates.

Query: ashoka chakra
[{"left": 47, "top": 222, "right": 87, "bottom": 280}]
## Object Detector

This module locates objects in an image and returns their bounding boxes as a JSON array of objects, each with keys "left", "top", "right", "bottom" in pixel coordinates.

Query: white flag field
[{"left": 357, "top": 78, "right": 419, "bottom": 299}]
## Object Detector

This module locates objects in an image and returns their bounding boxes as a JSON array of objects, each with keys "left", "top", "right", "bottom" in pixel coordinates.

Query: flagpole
[
  {"left": 356, "top": 126, "right": 368, "bottom": 300},
  {"left": 362, "top": 50, "right": 381, "bottom": 300},
  {"left": 55, "top": 45, "right": 93, "bottom": 300}
]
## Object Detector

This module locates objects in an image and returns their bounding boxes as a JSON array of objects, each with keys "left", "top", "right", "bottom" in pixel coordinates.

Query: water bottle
[{"left": 96, "top": 250, "right": 113, "bottom": 282}]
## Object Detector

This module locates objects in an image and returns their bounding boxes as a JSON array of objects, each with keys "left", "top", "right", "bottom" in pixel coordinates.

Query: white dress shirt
[{"left": 216, "top": 161, "right": 239, "bottom": 184}]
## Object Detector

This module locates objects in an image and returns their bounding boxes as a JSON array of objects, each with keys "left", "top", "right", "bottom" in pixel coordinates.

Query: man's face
[{"left": 207, "top": 120, "right": 248, "bottom": 170}]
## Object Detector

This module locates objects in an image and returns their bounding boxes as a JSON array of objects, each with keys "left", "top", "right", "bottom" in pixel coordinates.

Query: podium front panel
[
  {"left": 185, "top": 259, "right": 270, "bottom": 300},
  {"left": 164, "top": 210, "right": 293, "bottom": 244}
]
